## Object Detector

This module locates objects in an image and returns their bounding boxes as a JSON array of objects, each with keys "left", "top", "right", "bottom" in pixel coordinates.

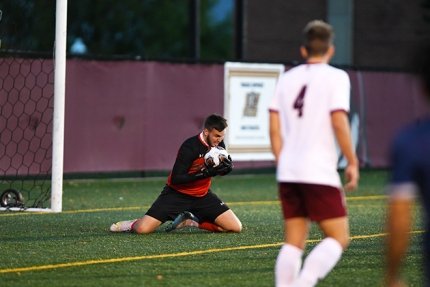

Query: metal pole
[{"left": 51, "top": 0, "right": 67, "bottom": 212}]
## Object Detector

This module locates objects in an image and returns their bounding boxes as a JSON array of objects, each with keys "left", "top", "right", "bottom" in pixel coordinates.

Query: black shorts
[{"left": 145, "top": 185, "right": 230, "bottom": 223}]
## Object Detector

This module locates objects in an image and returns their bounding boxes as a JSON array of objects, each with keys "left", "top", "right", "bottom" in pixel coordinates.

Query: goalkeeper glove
[
  {"left": 198, "top": 164, "right": 218, "bottom": 178},
  {"left": 215, "top": 156, "right": 233, "bottom": 176}
]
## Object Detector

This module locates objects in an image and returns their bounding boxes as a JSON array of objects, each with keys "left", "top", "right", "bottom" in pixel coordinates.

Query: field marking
[
  {"left": 347, "top": 195, "right": 386, "bottom": 201},
  {"left": 0, "top": 195, "right": 386, "bottom": 217},
  {"left": 0, "top": 206, "right": 149, "bottom": 217},
  {"left": 230, "top": 195, "right": 387, "bottom": 206},
  {"left": 0, "top": 230, "right": 422, "bottom": 275}
]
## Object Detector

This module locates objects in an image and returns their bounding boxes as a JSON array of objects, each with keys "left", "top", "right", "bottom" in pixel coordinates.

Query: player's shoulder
[
  {"left": 324, "top": 64, "right": 349, "bottom": 78},
  {"left": 181, "top": 133, "right": 210, "bottom": 151},
  {"left": 282, "top": 64, "right": 305, "bottom": 75},
  {"left": 283, "top": 63, "right": 347, "bottom": 76},
  {"left": 320, "top": 65, "right": 350, "bottom": 88},
  {"left": 177, "top": 134, "right": 206, "bottom": 158},
  {"left": 181, "top": 134, "right": 200, "bottom": 147},
  {"left": 279, "top": 64, "right": 307, "bottom": 82}
]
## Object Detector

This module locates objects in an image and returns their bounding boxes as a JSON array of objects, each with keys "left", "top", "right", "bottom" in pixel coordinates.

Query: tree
[
  {"left": 0, "top": 1, "right": 55, "bottom": 52},
  {"left": 0, "top": 0, "right": 234, "bottom": 61}
]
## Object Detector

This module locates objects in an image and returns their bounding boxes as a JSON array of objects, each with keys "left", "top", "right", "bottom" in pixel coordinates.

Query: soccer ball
[{"left": 204, "top": 146, "right": 229, "bottom": 167}]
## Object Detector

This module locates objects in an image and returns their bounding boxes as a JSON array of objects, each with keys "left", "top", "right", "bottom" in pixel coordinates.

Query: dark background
[{"left": 1, "top": 0, "right": 430, "bottom": 69}]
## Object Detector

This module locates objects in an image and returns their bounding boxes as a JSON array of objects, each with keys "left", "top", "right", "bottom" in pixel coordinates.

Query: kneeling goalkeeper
[{"left": 110, "top": 114, "right": 242, "bottom": 234}]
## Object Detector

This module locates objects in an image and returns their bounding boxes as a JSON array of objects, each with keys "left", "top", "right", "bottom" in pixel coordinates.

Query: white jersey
[{"left": 269, "top": 63, "right": 350, "bottom": 187}]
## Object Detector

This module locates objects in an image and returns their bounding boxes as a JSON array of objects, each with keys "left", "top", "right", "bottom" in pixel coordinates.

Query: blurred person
[
  {"left": 269, "top": 20, "right": 359, "bottom": 287},
  {"left": 385, "top": 43, "right": 430, "bottom": 287},
  {"left": 110, "top": 114, "right": 242, "bottom": 234}
]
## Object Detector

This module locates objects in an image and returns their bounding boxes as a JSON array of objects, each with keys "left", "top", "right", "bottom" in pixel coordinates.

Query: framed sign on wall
[{"left": 224, "top": 62, "right": 285, "bottom": 161}]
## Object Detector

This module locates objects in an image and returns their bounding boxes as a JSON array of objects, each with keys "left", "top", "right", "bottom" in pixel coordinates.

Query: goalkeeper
[{"left": 110, "top": 114, "right": 242, "bottom": 234}]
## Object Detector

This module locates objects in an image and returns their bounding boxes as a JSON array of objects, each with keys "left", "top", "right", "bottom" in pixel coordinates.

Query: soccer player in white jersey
[{"left": 269, "top": 20, "right": 359, "bottom": 287}]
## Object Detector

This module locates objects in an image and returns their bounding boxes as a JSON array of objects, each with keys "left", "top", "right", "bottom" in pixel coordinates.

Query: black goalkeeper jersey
[{"left": 166, "top": 132, "right": 225, "bottom": 197}]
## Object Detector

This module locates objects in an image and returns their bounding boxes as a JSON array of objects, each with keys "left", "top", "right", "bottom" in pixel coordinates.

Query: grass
[{"left": 0, "top": 170, "right": 424, "bottom": 286}]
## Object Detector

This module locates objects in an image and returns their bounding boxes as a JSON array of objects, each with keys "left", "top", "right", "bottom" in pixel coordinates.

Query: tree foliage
[
  {"left": 0, "top": 1, "right": 56, "bottom": 52},
  {"left": 0, "top": 0, "right": 233, "bottom": 60}
]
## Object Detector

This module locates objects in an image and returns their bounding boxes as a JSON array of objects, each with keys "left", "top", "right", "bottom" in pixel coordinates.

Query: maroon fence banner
[
  {"left": 64, "top": 60, "right": 225, "bottom": 173},
  {"left": 348, "top": 70, "right": 428, "bottom": 167},
  {"left": 1, "top": 59, "right": 428, "bottom": 175}
]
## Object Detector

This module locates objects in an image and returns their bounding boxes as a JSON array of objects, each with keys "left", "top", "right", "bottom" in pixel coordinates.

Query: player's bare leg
[
  {"left": 131, "top": 215, "right": 162, "bottom": 234},
  {"left": 275, "top": 217, "right": 310, "bottom": 286},
  {"left": 318, "top": 216, "right": 350, "bottom": 249},
  {"left": 291, "top": 217, "right": 349, "bottom": 287},
  {"left": 212, "top": 209, "right": 242, "bottom": 232},
  {"left": 284, "top": 217, "right": 310, "bottom": 249}
]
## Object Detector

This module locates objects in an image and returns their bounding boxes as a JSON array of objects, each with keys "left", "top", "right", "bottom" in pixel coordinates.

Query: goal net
[{"left": 0, "top": 1, "right": 67, "bottom": 212}]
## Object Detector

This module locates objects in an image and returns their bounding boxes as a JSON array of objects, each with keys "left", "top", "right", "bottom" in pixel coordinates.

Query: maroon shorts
[{"left": 278, "top": 182, "right": 347, "bottom": 221}]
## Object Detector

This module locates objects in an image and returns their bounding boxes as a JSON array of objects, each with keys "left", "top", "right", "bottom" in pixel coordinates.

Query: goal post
[
  {"left": 50, "top": 0, "right": 68, "bottom": 212},
  {"left": 0, "top": 0, "right": 67, "bottom": 212}
]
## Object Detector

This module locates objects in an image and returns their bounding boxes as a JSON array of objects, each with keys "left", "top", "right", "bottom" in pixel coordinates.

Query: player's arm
[
  {"left": 269, "top": 110, "right": 282, "bottom": 163},
  {"left": 170, "top": 141, "right": 221, "bottom": 184},
  {"left": 169, "top": 143, "right": 208, "bottom": 184},
  {"left": 331, "top": 110, "right": 359, "bottom": 191},
  {"left": 385, "top": 184, "right": 415, "bottom": 287}
]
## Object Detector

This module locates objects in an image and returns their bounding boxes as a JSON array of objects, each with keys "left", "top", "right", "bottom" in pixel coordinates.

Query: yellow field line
[
  {"left": 0, "top": 195, "right": 386, "bottom": 217},
  {"left": 0, "top": 206, "right": 149, "bottom": 217},
  {"left": 62, "top": 206, "right": 148, "bottom": 214},
  {"left": 0, "top": 230, "right": 423, "bottom": 275},
  {"left": 229, "top": 195, "right": 387, "bottom": 206},
  {"left": 347, "top": 195, "right": 386, "bottom": 201}
]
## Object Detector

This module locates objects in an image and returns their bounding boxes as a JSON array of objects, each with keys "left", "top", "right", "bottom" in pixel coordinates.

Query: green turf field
[{"left": 0, "top": 170, "right": 424, "bottom": 286}]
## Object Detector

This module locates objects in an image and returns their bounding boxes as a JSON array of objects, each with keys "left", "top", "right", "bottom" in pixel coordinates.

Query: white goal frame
[{"left": 0, "top": 0, "right": 67, "bottom": 212}]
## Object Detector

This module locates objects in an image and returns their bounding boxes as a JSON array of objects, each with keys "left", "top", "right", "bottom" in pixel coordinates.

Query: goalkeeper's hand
[
  {"left": 195, "top": 156, "right": 233, "bottom": 178},
  {"left": 215, "top": 156, "right": 233, "bottom": 176},
  {"left": 200, "top": 164, "right": 218, "bottom": 178}
]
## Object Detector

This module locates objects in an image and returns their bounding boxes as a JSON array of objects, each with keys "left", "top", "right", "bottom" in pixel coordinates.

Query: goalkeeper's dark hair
[
  {"left": 204, "top": 114, "right": 228, "bottom": 132},
  {"left": 302, "top": 20, "right": 334, "bottom": 56}
]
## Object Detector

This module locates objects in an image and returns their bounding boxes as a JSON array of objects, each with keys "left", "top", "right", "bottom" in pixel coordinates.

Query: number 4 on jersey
[{"left": 293, "top": 85, "right": 307, "bottom": 117}]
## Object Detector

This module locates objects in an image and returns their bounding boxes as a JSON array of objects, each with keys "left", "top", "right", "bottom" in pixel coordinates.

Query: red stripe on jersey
[
  {"left": 168, "top": 157, "right": 211, "bottom": 197},
  {"left": 199, "top": 131, "right": 210, "bottom": 147}
]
